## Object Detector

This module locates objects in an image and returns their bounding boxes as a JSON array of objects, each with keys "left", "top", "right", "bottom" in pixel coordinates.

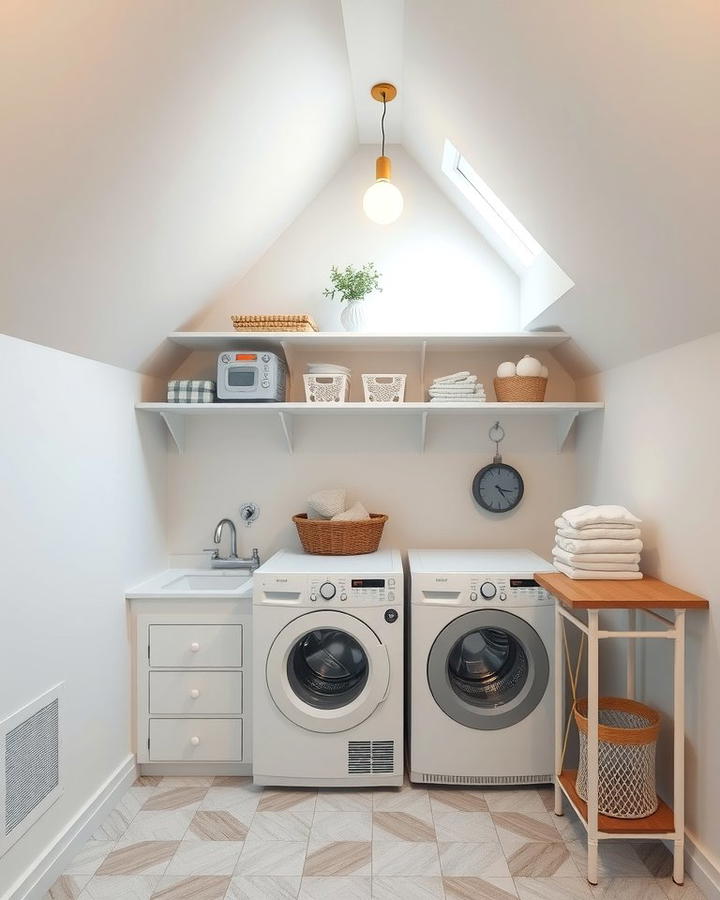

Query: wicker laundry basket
[
  {"left": 575, "top": 697, "right": 660, "bottom": 819},
  {"left": 494, "top": 376, "right": 547, "bottom": 402},
  {"left": 292, "top": 514, "right": 388, "bottom": 555}
]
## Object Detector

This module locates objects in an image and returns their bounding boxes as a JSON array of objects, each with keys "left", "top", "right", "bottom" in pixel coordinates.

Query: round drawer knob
[
  {"left": 190, "top": 642, "right": 200, "bottom": 652},
  {"left": 190, "top": 689, "right": 200, "bottom": 699},
  {"left": 190, "top": 736, "right": 200, "bottom": 746}
]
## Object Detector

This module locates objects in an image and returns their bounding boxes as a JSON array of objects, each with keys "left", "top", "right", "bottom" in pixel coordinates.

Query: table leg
[
  {"left": 554, "top": 604, "right": 564, "bottom": 815},
  {"left": 587, "top": 610, "right": 600, "bottom": 885},
  {"left": 627, "top": 609, "right": 636, "bottom": 699},
  {"left": 673, "top": 610, "right": 686, "bottom": 885}
]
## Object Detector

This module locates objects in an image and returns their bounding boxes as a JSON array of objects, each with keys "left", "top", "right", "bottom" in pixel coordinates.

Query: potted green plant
[{"left": 323, "top": 262, "right": 382, "bottom": 331}]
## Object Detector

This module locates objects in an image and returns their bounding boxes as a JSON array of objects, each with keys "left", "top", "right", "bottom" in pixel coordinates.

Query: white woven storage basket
[
  {"left": 361, "top": 374, "right": 406, "bottom": 403},
  {"left": 303, "top": 373, "right": 350, "bottom": 403},
  {"left": 575, "top": 697, "right": 660, "bottom": 819}
]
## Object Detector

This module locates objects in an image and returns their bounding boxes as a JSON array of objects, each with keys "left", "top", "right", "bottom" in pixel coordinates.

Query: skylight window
[{"left": 441, "top": 140, "right": 542, "bottom": 270}]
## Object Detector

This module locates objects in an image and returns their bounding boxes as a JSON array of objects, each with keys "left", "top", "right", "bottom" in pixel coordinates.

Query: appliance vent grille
[
  {"left": 348, "top": 740, "right": 395, "bottom": 775},
  {"left": 1, "top": 686, "right": 62, "bottom": 855},
  {"left": 420, "top": 772, "right": 552, "bottom": 786}
]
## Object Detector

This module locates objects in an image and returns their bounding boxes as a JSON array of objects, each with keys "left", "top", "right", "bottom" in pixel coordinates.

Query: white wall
[
  {"left": 192, "top": 145, "right": 520, "bottom": 334},
  {"left": 576, "top": 330, "right": 720, "bottom": 881},
  {"left": 0, "top": 335, "right": 167, "bottom": 896}
]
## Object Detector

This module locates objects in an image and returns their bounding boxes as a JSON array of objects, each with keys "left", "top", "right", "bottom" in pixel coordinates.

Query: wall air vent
[
  {"left": 1, "top": 684, "right": 63, "bottom": 856},
  {"left": 348, "top": 740, "right": 394, "bottom": 775}
]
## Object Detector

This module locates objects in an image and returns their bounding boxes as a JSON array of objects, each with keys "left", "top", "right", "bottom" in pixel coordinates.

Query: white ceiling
[
  {"left": 0, "top": 0, "right": 356, "bottom": 373},
  {"left": 1, "top": 0, "right": 719, "bottom": 376}
]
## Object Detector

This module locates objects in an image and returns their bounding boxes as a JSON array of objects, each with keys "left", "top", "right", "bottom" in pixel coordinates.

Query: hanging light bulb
[{"left": 363, "top": 83, "right": 403, "bottom": 225}]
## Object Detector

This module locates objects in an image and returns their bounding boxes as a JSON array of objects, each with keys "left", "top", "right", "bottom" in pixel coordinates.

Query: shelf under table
[{"left": 558, "top": 770, "right": 674, "bottom": 835}]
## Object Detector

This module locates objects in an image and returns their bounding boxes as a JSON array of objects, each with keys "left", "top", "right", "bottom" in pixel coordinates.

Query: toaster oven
[{"left": 217, "top": 351, "right": 287, "bottom": 402}]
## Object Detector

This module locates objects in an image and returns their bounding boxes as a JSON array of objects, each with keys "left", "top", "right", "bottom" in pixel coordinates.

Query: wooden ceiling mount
[{"left": 370, "top": 83, "right": 397, "bottom": 102}]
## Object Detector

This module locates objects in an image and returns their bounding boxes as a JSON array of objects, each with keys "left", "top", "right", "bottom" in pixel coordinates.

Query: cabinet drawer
[
  {"left": 149, "top": 671, "right": 243, "bottom": 715},
  {"left": 149, "top": 624, "right": 242, "bottom": 668},
  {"left": 149, "top": 718, "right": 243, "bottom": 761}
]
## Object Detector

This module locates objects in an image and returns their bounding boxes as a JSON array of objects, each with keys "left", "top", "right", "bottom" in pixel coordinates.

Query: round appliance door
[
  {"left": 266, "top": 611, "right": 390, "bottom": 733},
  {"left": 427, "top": 609, "right": 549, "bottom": 730}
]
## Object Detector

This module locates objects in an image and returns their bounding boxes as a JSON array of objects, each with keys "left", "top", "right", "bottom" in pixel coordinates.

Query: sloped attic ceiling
[
  {"left": 0, "top": 0, "right": 356, "bottom": 373},
  {"left": 2, "top": 0, "right": 719, "bottom": 378},
  {"left": 402, "top": 0, "right": 720, "bottom": 373}
]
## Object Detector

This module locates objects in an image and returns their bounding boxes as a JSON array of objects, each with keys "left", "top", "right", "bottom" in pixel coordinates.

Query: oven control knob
[
  {"left": 470, "top": 591, "right": 478, "bottom": 601},
  {"left": 319, "top": 582, "right": 336, "bottom": 600},
  {"left": 221, "top": 353, "right": 231, "bottom": 363},
  {"left": 480, "top": 581, "right": 497, "bottom": 600}
]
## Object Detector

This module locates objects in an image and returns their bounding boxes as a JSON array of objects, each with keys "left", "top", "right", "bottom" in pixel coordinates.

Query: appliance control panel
[
  {"left": 256, "top": 574, "right": 399, "bottom": 607},
  {"left": 416, "top": 574, "right": 552, "bottom": 607}
]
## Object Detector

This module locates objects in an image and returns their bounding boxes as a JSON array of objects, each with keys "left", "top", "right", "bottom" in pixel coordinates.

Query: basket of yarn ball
[{"left": 494, "top": 356, "right": 548, "bottom": 402}]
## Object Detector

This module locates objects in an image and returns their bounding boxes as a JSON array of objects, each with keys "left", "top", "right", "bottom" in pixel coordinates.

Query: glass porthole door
[
  {"left": 266, "top": 611, "right": 390, "bottom": 733},
  {"left": 427, "top": 609, "right": 549, "bottom": 730}
]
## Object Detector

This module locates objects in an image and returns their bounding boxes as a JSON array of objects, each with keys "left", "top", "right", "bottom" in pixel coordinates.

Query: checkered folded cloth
[{"left": 167, "top": 380, "right": 215, "bottom": 403}]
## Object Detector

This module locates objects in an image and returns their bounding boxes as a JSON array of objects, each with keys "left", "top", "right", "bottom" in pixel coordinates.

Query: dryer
[
  {"left": 408, "top": 549, "right": 555, "bottom": 786},
  {"left": 253, "top": 549, "right": 404, "bottom": 787}
]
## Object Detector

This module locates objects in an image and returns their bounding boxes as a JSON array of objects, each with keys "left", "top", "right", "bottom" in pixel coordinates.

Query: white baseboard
[
  {"left": 684, "top": 831, "right": 720, "bottom": 900},
  {"left": 5, "top": 754, "right": 136, "bottom": 900}
]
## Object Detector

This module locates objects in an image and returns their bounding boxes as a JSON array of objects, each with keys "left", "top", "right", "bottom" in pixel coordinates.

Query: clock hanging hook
[{"left": 489, "top": 421, "right": 505, "bottom": 463}]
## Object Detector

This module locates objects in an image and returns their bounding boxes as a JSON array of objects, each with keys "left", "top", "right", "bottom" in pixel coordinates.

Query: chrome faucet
[{"left": 205, "top": 518, "right": 260, "bottom": 571}]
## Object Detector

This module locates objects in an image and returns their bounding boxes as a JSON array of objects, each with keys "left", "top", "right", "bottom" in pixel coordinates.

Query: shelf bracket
[
  {"left": 556, "top": 411, "right": 579, "bottom": 451},
  {"left": 277, "top": 411, "right": 294, "bottom": 454},
  {"left": 419, "top": 411, "right": 429, "bottom": 453},
  {"left": 160, "top": 412, "right": 185, "bottom": 453}
]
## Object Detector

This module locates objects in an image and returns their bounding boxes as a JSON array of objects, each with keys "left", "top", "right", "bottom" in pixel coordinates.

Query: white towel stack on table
[
  {"left": 552, "top": 505, "right": 643, "bottom": 580},
  {"left": 428, "top": 371, "right": 486, "bottom": 403}
]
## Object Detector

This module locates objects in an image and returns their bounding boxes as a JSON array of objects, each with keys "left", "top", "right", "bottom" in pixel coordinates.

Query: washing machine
[
  {"left": 253, "top": 549, "right": 404, "bottom": 787},
  {"left": 408, "top": 549, "right": 556, "bottom": 785}
]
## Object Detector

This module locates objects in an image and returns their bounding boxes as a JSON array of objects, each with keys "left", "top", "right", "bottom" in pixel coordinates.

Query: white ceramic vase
[{"left": 340, "top": 300, "right": 368, "bottom": 332}]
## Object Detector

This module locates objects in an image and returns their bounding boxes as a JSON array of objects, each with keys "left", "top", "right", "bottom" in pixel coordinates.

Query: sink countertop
[{"left": 126, "top": 568, "right": 254, "bottom": 600}]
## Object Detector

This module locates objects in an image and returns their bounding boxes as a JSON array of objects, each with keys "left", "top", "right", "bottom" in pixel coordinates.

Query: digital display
[
  {"left": 228, "top": 368, "right": 257, "bottom": 387},
  {"left": 509, "top": 579, "right": 538, "bottom": 588},
  {"left": 351, "top": 579, "right": 385, "bottom": 588}
]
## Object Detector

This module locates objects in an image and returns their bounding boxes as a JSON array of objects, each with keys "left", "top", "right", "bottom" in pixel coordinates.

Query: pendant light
[{"left": 363, "top": 83, "right": 403, "bottom": 225}]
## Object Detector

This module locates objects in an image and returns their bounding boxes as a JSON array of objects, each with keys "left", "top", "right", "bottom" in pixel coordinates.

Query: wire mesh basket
[
  {"left": 575, "top": 696, "right": 660, "bottom": 819},
  {"left": 303, "top": 374, "right": 350, "bottom": 403},
  {"left": 361, "top": 374, "right": 406, "bottom": 403}
]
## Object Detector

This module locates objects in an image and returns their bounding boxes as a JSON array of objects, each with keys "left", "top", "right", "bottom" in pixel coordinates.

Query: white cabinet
[
  {"left": 133, "top": 609, "right": 251, "bottom": 774},
  {"left": 149, "top": 624, "right": 243, "bottom": 668},
  {"left": 149, "top": 719, "right": 243, "bottom": 762}
]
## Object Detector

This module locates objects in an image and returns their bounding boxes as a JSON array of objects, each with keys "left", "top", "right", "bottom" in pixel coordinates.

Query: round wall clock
[{"left": 472, "top": 423, "right": 524, "bottom": 513}]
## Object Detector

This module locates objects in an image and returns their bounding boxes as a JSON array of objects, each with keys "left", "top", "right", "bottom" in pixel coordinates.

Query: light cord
[{"left": 380, "top": 91, "right": 387, "bottom": 157}]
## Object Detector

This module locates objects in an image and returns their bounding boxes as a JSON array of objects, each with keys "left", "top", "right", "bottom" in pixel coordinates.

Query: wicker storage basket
[
  {"left": 494, "top": 375, "right": 547, "bottom": 402},
  {"left": 292, "top": 513, "right": 388, "bottom": 555},
  {"left": 230, "top": 314, "right": 319, "bottom": 333},
  {"left": 575, "top": 697, "right": 660, "bottom": 819}
]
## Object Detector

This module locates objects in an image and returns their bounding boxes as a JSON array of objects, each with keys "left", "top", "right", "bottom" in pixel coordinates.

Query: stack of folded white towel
[
  {"left": 552, "top": 505, "right": 643, "bottom": 580},
  {"left": 428, "top": 371, "right": 486, "bottom": 403}
]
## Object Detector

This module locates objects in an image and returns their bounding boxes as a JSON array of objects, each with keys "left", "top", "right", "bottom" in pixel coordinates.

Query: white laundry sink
[
  {"left": 126, "top": 569, "right": 254, "bottom": 599},
  {"left": 162, "top": 573, "right": 250, "bottom": 592}
]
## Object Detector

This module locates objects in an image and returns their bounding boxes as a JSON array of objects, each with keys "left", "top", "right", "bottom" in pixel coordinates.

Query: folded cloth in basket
[
  {"left": 552, "top": 549, "right": 638, "bottom": 572},
  {"left": 559, "top": 505, "right": 641, "bottom": 529},
  {"left": 552, "top": 546, "right": 641, "bottom": 566},
  {"left": 553, "top": 560, "right": 643, "bottom": 580},
  {"left": 555, "top": 536, "right": 643, "bottom": 555},
  {"left": 331, "top": 501, "right": 370, "bottom": 521},
  {"left": 556, "top": 526, "right": 641, "bottom": 541}
]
